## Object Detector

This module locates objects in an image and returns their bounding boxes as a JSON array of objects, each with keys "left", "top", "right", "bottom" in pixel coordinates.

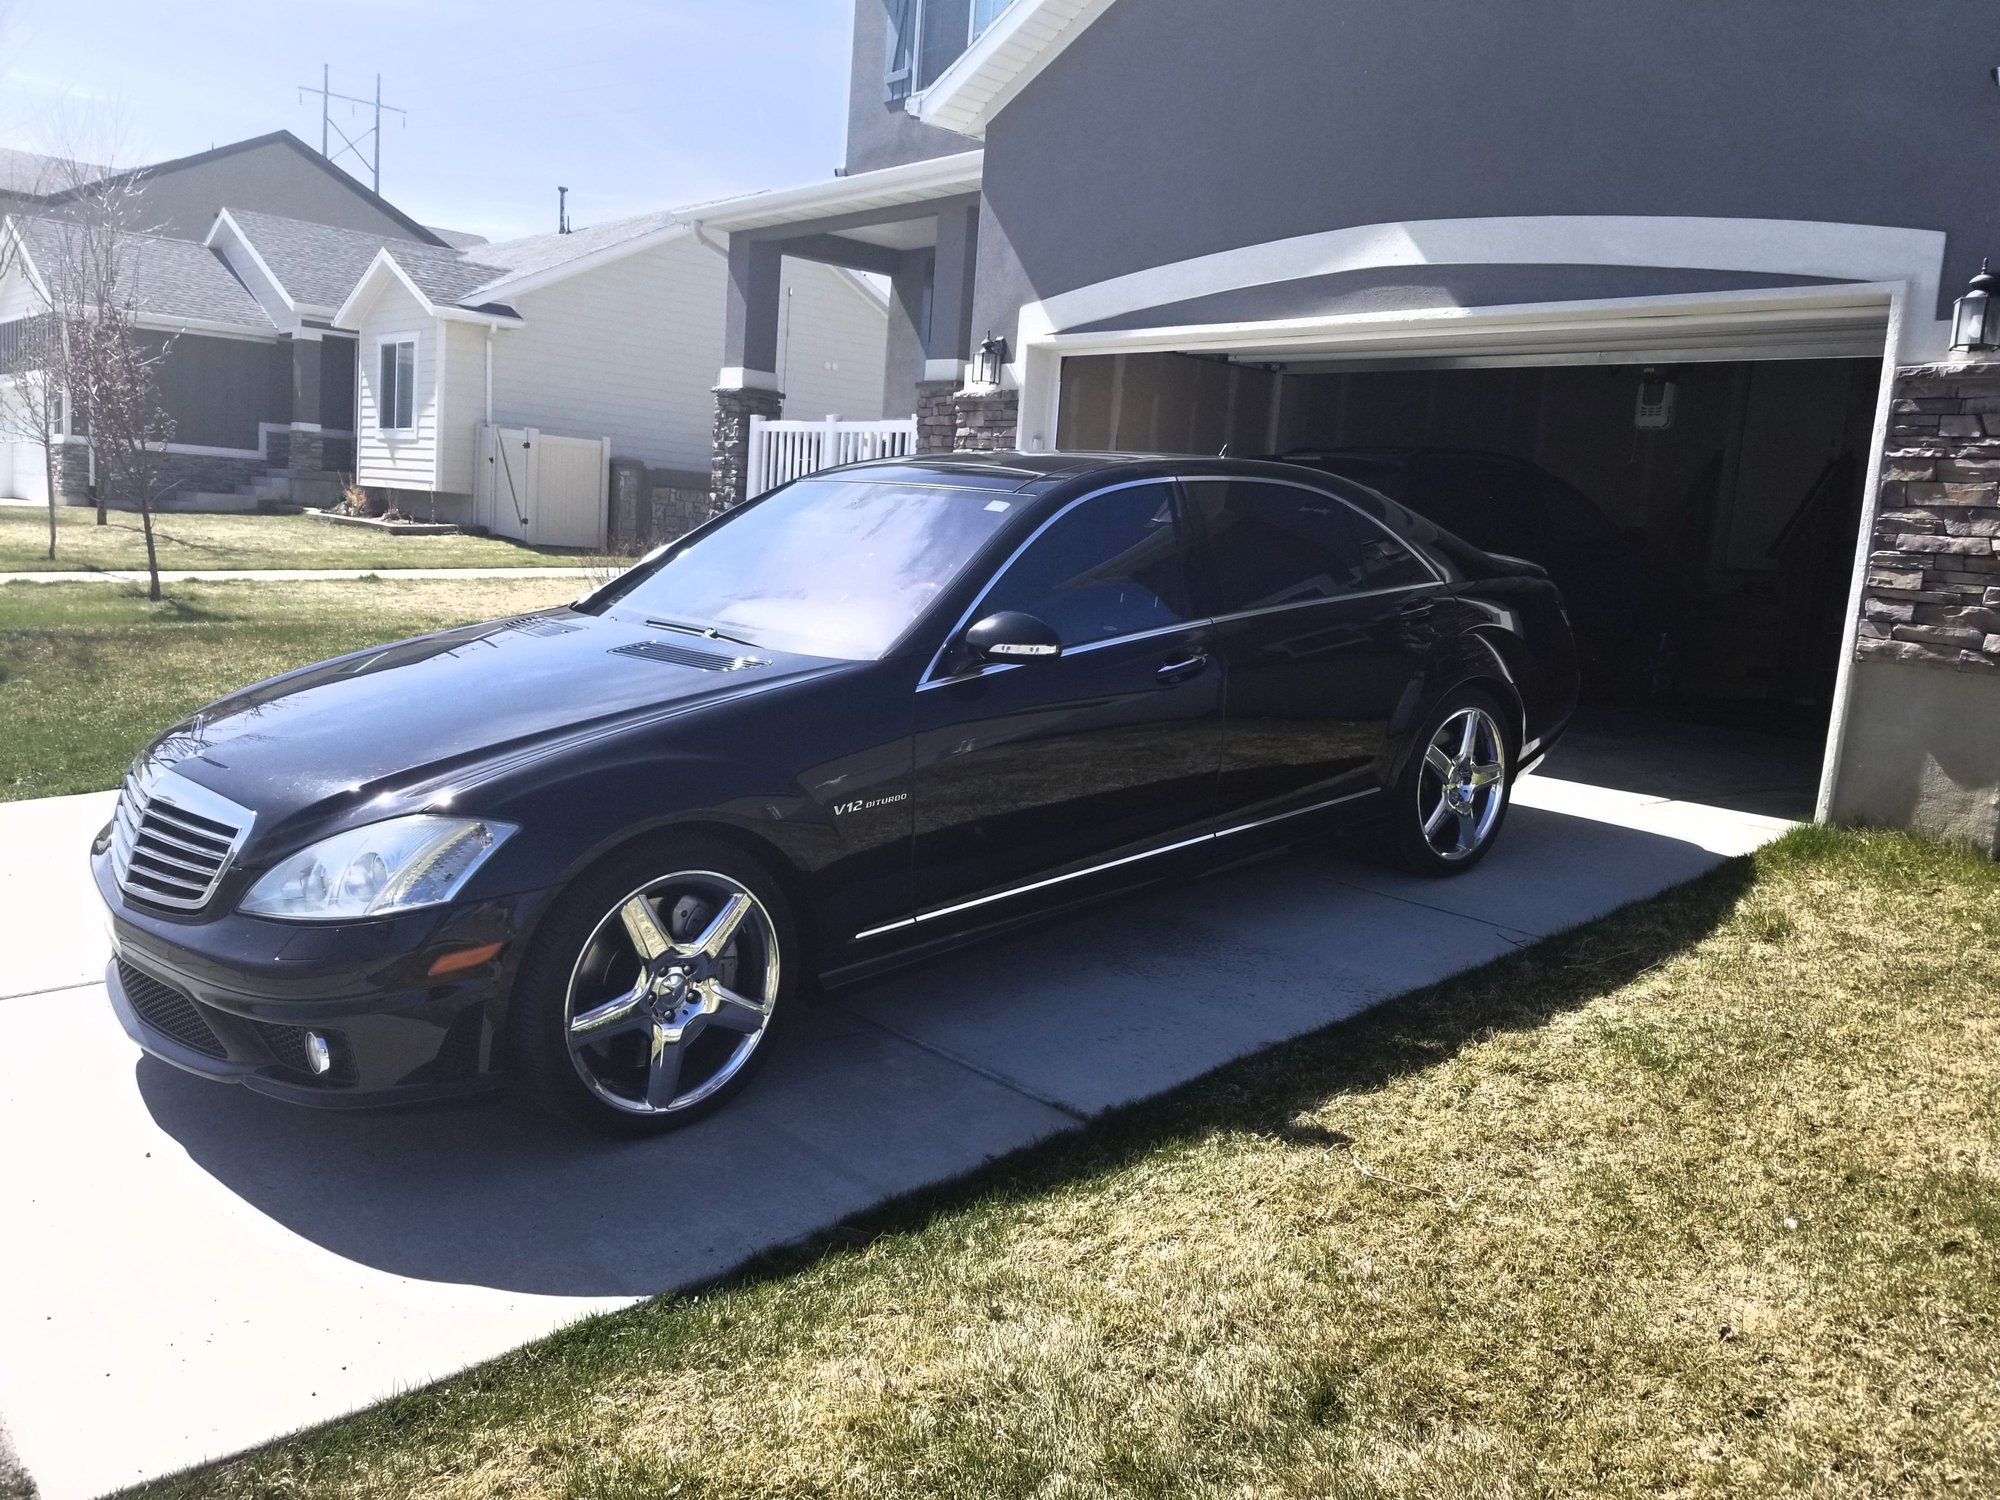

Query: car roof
[{"left": 819, "top": 450, "right": 1376, "bottom": 493}]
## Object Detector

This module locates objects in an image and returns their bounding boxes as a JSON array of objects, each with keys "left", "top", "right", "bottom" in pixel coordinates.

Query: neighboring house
[
  {"left": 332, "top": 211, "right": 888, "bottom": 540},
  {"left": 0, "top": 214, "right": 302, "bottom": 503},
  {"left": 0, "top": 131, "right": 440, "bottom": 243},
  {"left": 680, "top": 0, "right": 2000, "bottom": 854},
  {"left": 0, "top": 130, "right": 451, "bottom": 506},
  {"left": 0, "top": 127, "right": 891, "bottom": 522}
]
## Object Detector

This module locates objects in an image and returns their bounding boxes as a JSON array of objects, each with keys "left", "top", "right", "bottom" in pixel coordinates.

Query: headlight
[{"left": 240, "top": 815, "right": 516, "bottom": 921}]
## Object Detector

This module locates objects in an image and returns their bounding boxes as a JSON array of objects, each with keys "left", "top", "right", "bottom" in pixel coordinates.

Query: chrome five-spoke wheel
[
  {"left": 1416, "top": 704, "right": 1508, "bottom": 864},
  {"left": 563, "top": 870, "right": 781, "bottom": 1116}
]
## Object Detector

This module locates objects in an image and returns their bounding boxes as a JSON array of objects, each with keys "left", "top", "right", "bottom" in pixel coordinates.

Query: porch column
[
  {"left": 1832, "top": 357, "right": 2000, "bottom": 852},
  {"left": 287, "top": 334, "right": 324, "bottom": 474},
  {"left": 926, "top": 200, "right": 980, "bottom": 384},
  {"left": 712, "top": 236, "right": 786, "bottom": 510}
]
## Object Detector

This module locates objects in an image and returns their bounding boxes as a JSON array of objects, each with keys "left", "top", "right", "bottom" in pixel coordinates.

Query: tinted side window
[
  {"left": 981, "top": 482, "right": 1189, "bottom": 645},
  {"left": 1188, "top": 481, "right": 1432, "bottom": 614}
]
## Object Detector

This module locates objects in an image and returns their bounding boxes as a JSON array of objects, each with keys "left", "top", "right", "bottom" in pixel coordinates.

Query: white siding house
[
  {"left": 354, "top": 274, "right": 441, "bottom": 493},
  {"left": 335, "top": 213, "right": 890, "bottom": 526}
]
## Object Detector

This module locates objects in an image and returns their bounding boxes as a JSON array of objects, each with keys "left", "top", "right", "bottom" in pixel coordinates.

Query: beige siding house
[{"left": 336, "top": 212, "right": 890, "bottom": 527}]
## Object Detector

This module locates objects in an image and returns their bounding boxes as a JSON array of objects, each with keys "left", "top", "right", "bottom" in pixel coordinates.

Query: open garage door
[{"left": 1054, "top": 318, "right": 1889, "bottom": 822}]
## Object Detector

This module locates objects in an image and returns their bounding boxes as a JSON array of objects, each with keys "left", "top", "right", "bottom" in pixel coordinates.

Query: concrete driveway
[{"left": 0, "top": 759, "right": 1794, "bottom": 1499}]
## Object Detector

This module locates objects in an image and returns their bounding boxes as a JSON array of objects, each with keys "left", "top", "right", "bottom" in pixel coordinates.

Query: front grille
[
  {"left": 110, "top": 766, "right": 254, "bottom": 912},
  {"left": 612, "top": 639, "right": 765, "bottom": 672},
  {"left": 118, "top": 960, "right": 227, "bottom": 1058},
  {"left": 253, "top": 1020, "right": 314, "bottom": 1073}
]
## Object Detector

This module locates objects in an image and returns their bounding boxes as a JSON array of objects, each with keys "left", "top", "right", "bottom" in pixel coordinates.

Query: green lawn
[
  {"left": 0, "top": 506, "right": 590, "bottom": 573},
  {"left": 124, "top": 829, "right": 2000, "bottom": 1499},
  {"left": 0, "top": 575, "right": 584, "bottom": 800}
]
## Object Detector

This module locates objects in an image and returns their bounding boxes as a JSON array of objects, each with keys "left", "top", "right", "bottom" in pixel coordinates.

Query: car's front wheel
[
  {"left": 1390, "top": 688, "right": 1514, "bottom": 876},
  {"left": 510, "top": 835, "right": 794, "bottom": 1135}
]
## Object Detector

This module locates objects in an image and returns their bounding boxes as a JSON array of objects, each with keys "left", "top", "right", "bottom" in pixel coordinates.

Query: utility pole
[{"left": 297, "top": 67, "right": 407, "bottom": 194}]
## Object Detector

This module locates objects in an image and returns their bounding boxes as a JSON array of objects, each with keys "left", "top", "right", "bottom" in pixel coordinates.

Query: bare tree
[
  {"left": 0, "top": 285, "right": 70, "bottom": 560},
  {"left": 22, "top": 135, "right": 180, "bottom": 597}
]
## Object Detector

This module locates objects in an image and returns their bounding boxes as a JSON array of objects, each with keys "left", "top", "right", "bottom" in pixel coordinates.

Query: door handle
[
  {"left": 1156, "top": 651, "right": 1209, "bottom": 684},
  {"left": 1395, "top": 598, "right": 1436, "bottom": 622}
]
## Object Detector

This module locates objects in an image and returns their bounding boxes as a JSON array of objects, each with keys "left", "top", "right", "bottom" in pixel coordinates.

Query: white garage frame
[{"left": 1004, "top": 217, "right": 1953, "bottom": 828}]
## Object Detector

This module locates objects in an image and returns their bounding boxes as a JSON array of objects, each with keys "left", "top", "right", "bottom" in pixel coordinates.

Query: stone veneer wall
[
  {"left": 915, "top": 381, "right": 959, "bottom": 454},
  {"left": 1860, "top": 363, "right": 2000, "bottom": 673},
  {"left": 710, "top": 385, "right": 785, "bottom": 512},
  {"left": 952, "top": 387, "right": 1019, "bottom": 452},
  {"left": 610, "top": 458, "right": 714, "bottom": 552}
]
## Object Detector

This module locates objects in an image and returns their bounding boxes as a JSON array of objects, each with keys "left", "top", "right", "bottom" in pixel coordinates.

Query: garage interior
[{"left": 1057, "top": 349, "right": 1885, "bottom": 819}]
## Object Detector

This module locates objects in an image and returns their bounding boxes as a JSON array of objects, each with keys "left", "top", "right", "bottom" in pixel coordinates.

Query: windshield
[{"left": 590, "top": 478, "right": 1025, "bottom": 660}]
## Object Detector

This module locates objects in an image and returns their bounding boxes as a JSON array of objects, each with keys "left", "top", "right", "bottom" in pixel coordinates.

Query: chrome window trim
[
  {"left": 918, "top": 477, "right": 1195, "bottom": 689},
  {"left": 1202, "top": 580, "right": 1436, "bottom": 629},
  {"left": 853, "top": 786, "right": 1379, "bottom": 942},
  {"left": 1174, "top": 472, "right": 1450, "bottom": 589}
]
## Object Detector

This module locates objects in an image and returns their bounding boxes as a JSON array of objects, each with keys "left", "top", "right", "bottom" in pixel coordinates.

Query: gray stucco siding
[
  {"left": 971, "top": 0, "right": 1999, "bottom": 340},
  {"left": 117, "top": 140, "right": 433, "bottom": 243},
  {"left": 846, "top": 0, "right": 982, "bottom": 174},
  {"left": 1065, "top": 266, "right": 1853, "bottom": 336},
  {"left": 142, "top": 331, "right": 287, "bottom": 451}
]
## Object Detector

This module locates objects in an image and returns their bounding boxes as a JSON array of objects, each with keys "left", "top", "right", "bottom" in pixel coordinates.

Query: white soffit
[
  {"left": 913, "top": 0, "right": 1122, "bottom": 137},
  {"left": 684, "top": 152, "right": 984, "bottom": 234}
]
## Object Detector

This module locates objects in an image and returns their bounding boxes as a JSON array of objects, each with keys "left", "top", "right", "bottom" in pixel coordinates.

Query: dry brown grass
[{"left": 128, "top": 830, "right": 2000, "bottom": 1500}]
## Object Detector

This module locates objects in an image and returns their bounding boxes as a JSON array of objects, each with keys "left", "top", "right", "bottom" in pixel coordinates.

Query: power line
[{"left": 297, "top": 66, "right": 407, "bottom": 195}]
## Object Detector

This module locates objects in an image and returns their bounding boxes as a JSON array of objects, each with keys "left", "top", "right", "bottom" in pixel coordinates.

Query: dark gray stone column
[
  {"left": 1860, "top": 361, "right": 2000, "bottom": 672},
  {"left": 710, "top": 383, "right": 785, "bottom": 511}
]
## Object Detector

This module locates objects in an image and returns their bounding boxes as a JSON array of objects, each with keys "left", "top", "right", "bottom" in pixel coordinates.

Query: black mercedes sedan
[{"left": 93, "top": 454, "right": 1578, "bottom": 1135}]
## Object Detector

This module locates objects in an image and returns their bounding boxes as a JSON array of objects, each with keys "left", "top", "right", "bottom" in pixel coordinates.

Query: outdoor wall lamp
[
  {"left": 1950, "top": 261, "right": 2000, "bottom": 353},
  {"left": 974, "top": 331, "right": 1009, "bottom": 388}
]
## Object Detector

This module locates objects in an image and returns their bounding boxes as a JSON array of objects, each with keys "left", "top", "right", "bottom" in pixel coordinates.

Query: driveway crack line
[{"left": 825, "top": 1001, "right": 1091, "bottom": 1124}]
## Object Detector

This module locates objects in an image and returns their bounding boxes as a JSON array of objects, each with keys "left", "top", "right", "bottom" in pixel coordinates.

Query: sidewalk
[{"left": 1, "top": 566, "right": 598, "bottom": 584}]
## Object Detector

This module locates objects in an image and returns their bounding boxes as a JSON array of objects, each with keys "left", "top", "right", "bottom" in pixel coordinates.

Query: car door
[
  {"left": 907, "top": 479, "right": 1221, "bottom": 932},
  {"left": 1181, "top": 476, "right": 1444, "bottom": 829}
]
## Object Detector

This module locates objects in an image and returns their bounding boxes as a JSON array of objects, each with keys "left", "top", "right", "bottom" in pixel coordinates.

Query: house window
[
  {"left": 885, "top": 0, "right": 924, "bottom": 101},
  {"left": 376, "top": 337, "right": 416, "bottom": 433},
  {"left": 969, "top": 0, "right": 1011, "bottom": 42}
]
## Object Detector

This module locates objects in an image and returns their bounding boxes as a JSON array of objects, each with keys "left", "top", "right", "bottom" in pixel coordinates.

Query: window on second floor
[
  {"left": 886, "top": 0, "right": 1014, "bottom": 102},
  {"left": 376, "top": 336, "right": 416, "bottom": 434}
]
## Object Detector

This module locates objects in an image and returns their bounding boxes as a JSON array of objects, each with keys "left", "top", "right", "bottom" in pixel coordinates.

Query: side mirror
[{"left": 963, "top": 610, "right": 1062, "bottom": 664}]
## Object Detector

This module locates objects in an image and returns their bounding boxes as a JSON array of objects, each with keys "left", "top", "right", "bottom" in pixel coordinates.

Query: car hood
[{"left": 140, "top": 609, "right": 847, "bottom": 832}]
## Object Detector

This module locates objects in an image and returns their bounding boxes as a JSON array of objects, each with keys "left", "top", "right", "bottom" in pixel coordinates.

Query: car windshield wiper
[{"left": 645, "top": 617, "right": 760, "bottom": 650}]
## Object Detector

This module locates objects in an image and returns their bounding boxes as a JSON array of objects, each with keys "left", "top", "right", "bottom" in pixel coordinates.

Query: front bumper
[{"left": 91, "top": 837, "right": 553, "bottom": 1108}]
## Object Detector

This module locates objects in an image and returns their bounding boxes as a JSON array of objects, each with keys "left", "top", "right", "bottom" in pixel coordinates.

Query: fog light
[{"left": 305, "top": 1031, "right": 332, "bottom": 1076}]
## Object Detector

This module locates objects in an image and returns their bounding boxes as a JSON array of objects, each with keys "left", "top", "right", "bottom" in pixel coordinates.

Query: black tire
[
  {"left": 1389, "top": 686, "right": 1516, "bottom": 878},
  {"left": 508, "top": 833, "right": 797, "bottom": 1137}
]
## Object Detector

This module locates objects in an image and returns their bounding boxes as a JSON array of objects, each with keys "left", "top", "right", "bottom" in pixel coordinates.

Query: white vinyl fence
[
  {"left": 746, "top": 415, "right": 918, "bottom": 498},
  {"left": 474, "top": 424, "right": 611, "bottom": 551}
]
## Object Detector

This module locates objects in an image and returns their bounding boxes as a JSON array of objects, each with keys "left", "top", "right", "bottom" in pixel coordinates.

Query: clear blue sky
[{"left": 0, "top": 0, "right": 856, "bottom": 241}]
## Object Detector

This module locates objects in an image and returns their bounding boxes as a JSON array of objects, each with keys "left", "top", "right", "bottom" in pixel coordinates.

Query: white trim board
[
  {"left": 1025, "top": 215, "right": 1948, "bottom": 355},
  {"left": 911, "top": 0, "right": 1120, "bottom": 137}
]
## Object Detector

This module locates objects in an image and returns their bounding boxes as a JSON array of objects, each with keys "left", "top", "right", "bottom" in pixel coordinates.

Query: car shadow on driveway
[{"left": 133, "top": 801, "right": 1760, "bottom": 1300}]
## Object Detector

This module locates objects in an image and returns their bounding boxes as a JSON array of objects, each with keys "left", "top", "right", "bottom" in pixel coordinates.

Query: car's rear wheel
[
  {"left": 1391, "top": 688, "right": 1513, "bottom": 876},
  {"left": 510, "top": 836, "right": 794, "bottom": 1135}
]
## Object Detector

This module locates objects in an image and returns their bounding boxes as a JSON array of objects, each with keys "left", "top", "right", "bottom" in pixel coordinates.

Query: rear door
[
  {"left": 908, "top": 480, "right": 1222, "bottom": 931},
  {"left": 1182, "top": 476, "right": 1444, "bottom": 830}
]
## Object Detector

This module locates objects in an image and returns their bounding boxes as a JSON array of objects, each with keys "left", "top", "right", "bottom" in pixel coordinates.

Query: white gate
[
  {"left": 746, "top": 415, "right": 918, "bottom": 498},
  {"left": 475, "top": 425, "right": 610, "bottom": 551}
]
